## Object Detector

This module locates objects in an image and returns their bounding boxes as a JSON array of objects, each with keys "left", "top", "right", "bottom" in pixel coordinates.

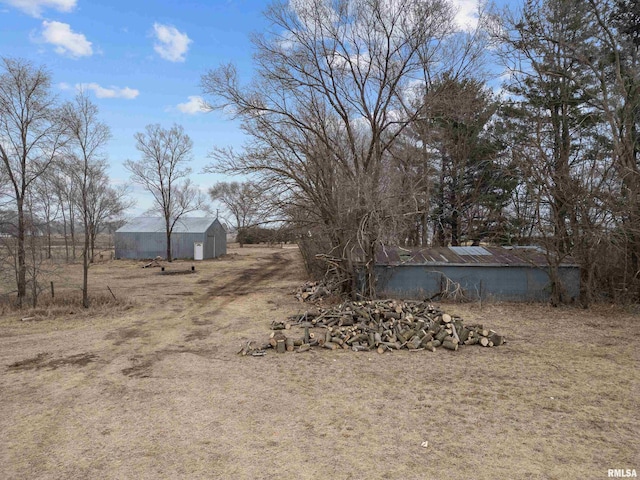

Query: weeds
[{"left": 0, "top": 290, "right": 134, "bottom": 319}]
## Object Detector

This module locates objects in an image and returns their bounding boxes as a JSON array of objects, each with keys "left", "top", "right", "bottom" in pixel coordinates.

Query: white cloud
[
  {"left": 2, "top": 0, "right": 75, "bottom": 17},
  {"left": 57, "top": 81, "right": 71, "bottom": 90},
  {"left": 41, "top": 20, "right": 92, "bottom": 58},
  {"left": 152, "top": 23, "right": 191, "bottom": 62},
  {"left": 176, "top": 95, "right": 206, "bottom": 114},
  {"left": 77, "top": 83, "right": 139, "bottom": 99},
  {"left": 452, "top": 0, "right": 479, "bottom": 32}
]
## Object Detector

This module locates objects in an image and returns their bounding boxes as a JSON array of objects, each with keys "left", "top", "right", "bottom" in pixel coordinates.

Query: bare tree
[
  {"left": 85, "top": 178, "right": 131, "bottom": 262},
  {"left": 61, "top": 91, "right": 111, "bottom": 308},
  {"left": 0, "top": 57, "right": 66, "bottom": 307},
  {"left": 32, "top": 171, "right": 60, "bottom": 259},
  {"left": 51, "top": 166, "right": 78, "bottom": 262},
  {"left": 202, "top": 0, "right": 458, "bottom": 297},
  {"left": 125, "top": 124, "right": 205, "bottom": 262},
  {"left": 208, "top": 181, "right": 275, "bottom": 246}
]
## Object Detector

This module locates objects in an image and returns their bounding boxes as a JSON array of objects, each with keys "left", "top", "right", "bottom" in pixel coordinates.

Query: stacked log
[
  {"left": 294, "top": 281, "right": 332, "bottom": 302},
  {"left": 239, "top": 299, "right": 506, "bottom": 356}
]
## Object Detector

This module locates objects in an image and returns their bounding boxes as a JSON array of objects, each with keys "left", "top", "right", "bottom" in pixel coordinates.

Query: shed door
[{"left": 194, "top": 242, "right": 204, "bottom": 261}]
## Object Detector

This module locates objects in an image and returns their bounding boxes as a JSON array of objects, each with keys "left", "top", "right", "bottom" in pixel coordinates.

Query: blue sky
[{"left": 0, "top": 0, "right": 496, "bottom": 216}]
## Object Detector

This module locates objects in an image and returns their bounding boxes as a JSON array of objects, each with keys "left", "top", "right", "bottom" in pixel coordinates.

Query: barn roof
[
  {"left": 376, "top": 245, "right": 578, "bottom": 267},
  {"left": 116, "top": 217, "right": 219, "bottom": 234}
]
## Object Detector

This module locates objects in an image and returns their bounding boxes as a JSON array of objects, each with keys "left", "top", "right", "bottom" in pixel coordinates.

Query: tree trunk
[
  {"left": 451, "top": 208, "right": 460, "bottom": 246},
  {"left": 83, "top": 229, "right": 90, "bottom": 308},
  {"left": 166, "top": 217, "right": 172, "bottom": 262},
  {"left": 61, "top": 206, "right": 69, "bottom": 262},
  {"left": 46, "top": 220, "right": 52, "bottom": 260},
  {"left": 16, "top": 197, "right": 26, "bottom": 308},
  {"left": 90, "top": 228, "right": 96, "bottom": 264},
  {"left": 69, "top": 202, "right": 76, "bottom": 260},
  {"left": 30, "top": 233, "right": 38, "bottom": 308}
]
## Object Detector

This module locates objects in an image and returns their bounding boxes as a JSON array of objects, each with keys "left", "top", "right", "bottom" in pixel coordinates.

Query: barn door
[{"left": 194, "top": 242, "right": 204, "bottom": 261}]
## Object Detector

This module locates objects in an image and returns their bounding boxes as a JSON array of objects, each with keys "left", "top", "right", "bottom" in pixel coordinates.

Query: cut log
[
  {"left": 422, "top": 341, "right": 436, "bottom": 352},
  {"left": 380, "top": 341, "right": 402, "bottom": 350},
  {"left": 459, "top": 327, "right": 471, "bottom": 343},
  {"left": 346, "top": 333, "right": 367, "bottom": 345},
  {"left": 435, "top": 329, "right": 448, "bottom": 342},
  {"left": 276, "top": 339, "right": 286, "bottom": 353},
  {"left": 352, "top": 345, "right": 370, "bottom": 352},
  {"left": 285, "top": 337, "right": 295, "bottom": 352},
  {"left": 409, "top": 336, "right": 422, "bottom": 350},
  {"left": 450, "top": 326, "right": 460, "bottom": 343},
  {"left": 428, "top": 323, "right": 441, "bottom": 336},
  {"left": 442, "top": 339, "right": 458, "bottom": 351},
  {"left": 339, "top": 317, "right": 355, "bottom": 327}
]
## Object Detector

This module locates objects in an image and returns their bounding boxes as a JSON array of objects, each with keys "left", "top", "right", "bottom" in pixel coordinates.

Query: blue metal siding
[{"left": 375, "top": 265, "right": 580, "bottom": 302}]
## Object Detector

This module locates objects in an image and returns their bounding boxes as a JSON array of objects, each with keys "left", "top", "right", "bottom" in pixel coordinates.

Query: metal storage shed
[
  {"left": 115, "top": 217, "right": 226, "bottom": 260},
  {"left": 374, "top": 246, "right": 580, "bottom": 302}
]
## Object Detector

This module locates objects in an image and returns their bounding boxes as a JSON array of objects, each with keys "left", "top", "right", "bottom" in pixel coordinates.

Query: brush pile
[{"left": 239, "top": 299, "right": 505, "bottom": 356}]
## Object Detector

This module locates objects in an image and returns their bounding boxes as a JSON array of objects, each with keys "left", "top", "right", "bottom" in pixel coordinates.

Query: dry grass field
[{"left": 0, "top": 245, "right": 638, "bottom": 479}]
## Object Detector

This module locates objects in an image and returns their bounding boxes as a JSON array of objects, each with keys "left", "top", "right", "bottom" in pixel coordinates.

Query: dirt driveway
[{"left": 1, "top": 245, "right": 638, "bottom": 479}]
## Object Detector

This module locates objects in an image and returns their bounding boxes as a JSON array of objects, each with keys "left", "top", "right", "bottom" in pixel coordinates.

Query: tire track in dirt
[
  {"left": 196, "top": 251, "right": 296, "bottom": 307},
  {"left": 114, "top": 249, "right": 301, "bottom": 377}
]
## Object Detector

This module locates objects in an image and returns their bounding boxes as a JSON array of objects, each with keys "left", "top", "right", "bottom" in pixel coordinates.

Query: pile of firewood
[
  {"left": 239, "top": 299, "right": 505, "bottom": 356},
  {"left": 294, "top": 281, "right": 332, "bottom": 302}
]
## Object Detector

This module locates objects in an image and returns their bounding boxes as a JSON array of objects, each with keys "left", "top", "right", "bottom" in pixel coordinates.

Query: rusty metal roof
[{"left": 376, "top": 245, "right": 578, "bottom": 267}]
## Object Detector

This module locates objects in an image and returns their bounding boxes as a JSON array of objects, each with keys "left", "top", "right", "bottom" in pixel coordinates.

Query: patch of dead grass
[
  {"left": 0, "top": 245, "right": 638, "bottom": 480},
  {"left": 0, "top": 290, "right": 134, "bottom": 321}
]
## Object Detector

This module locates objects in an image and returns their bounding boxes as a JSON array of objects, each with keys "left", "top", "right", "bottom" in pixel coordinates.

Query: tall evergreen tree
[{"left": 417, "top": 75, "right": 512, "bottom": 246}]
